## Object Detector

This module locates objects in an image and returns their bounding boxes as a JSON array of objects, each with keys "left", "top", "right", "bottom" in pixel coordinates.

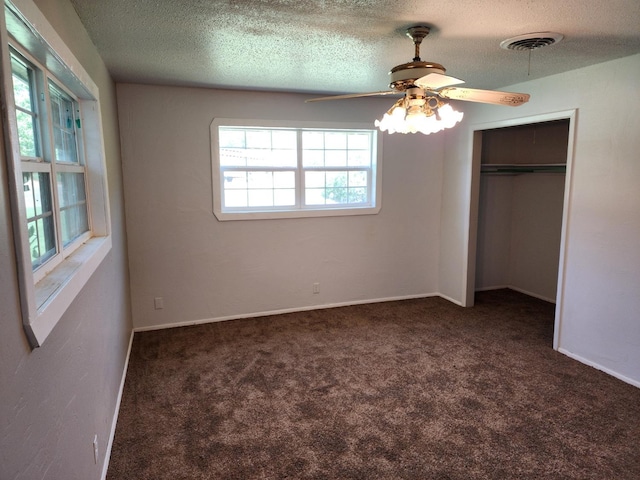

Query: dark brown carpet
[{"left": 107, "top": 289, "right": 640, "bottom": 479}]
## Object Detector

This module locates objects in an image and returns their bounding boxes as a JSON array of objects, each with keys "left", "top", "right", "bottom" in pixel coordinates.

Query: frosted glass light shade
[{"left": 375, "top": 100, "right": 463, "bottom": 135}]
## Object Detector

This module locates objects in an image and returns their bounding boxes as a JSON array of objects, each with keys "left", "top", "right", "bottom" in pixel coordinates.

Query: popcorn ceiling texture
[{"left": 69, "top": 0, "right": 640, "bottom": 94}]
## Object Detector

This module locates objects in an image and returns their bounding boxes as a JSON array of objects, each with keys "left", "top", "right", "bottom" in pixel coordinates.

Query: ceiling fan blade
[
  {"left": 438, "top": 87, "right": 530, "bottom": 106},
  {"left": 415, "top": 73, "right": 465, "bottom": 90},
  {"left": 305, "top": 91, "right": 398, "bottom": 103}
]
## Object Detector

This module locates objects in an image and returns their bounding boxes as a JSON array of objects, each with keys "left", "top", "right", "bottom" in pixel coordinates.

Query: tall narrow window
[{"left": 10, "top": 49, "right": 90, "bottom": 279}]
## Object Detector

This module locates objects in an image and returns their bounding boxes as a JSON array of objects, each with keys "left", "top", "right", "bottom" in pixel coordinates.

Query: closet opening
[{"left": 466, "top": 111, "right": 576, "bottom": 349}]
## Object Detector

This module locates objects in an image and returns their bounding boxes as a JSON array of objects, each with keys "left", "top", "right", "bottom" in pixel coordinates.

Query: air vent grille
[{"left": 500, "top": 32, "right": 564, "bottom": 51}]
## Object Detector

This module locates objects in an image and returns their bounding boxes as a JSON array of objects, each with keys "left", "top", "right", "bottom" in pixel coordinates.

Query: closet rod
[{"left": 481, "top": 164, "right": 566, "bottom": 175}]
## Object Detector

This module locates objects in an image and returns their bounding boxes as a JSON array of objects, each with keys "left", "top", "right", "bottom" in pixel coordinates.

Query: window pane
[
  {"left": 271, "top": 130, "right": 296, "bottom": 149},
  {"left": 271, "top": 149, "right": 297, "bottom": 167},
  {"left": 274, "top": 189, "right": 295, "bottom": 206},
  {"left": 220, "top": 128, "right": 297, "bottom": 168},
  {"left": 23, "top": 173, "right": 36, "bottom": 218},
  {"left": 348, "top": 150, "right": 370, "bottom": 167},
  {"left": 224, "top": 190, "right": 248, "bottom": 207},
  {"left": 302, "top": 150, "right": 324, "bottom": 167},
  {"left": 223, "top": 171, "right": 248, "bottom": 189},
  {"left": 11, "top": 57, "right": 33, "bottom": 110},
  {"left": 326, "top": 171, "right": 348, "bottom": 187},
  {"left": 15, "top": 110, "right": 38, "bottom": 157},
  {"left": 248, "top": 189, "right": 273, "bottom": 207},
  {"left": 273, "top": 171, "right": 294, "bottom": 188},
  {"left": 57, "top": 172, "right": 87, "bottom": 208},
  {"left": 245, "top": 149, "right": 273, "bottom": 167},
  {"left": 220, "top": 148, "right": 247, "bottom": 167},
  {"left": 22, "top": 172, "right": 56, "bottom": 270},
  {"left": 52, "top": 129, "right": 77, "bottom": 163},
  {"left": 303, "top": 170, "right": 369, "bottom": 206},
  {"left": 305, "top": 188, "right": 326, "bottom": 205},
  {"left": 305, "top": 171, "right": 324, "bottom": 188},
  {"left": 246, "top": 130, "right": 271, "bottom": 148},
  {"left": 59, "top": 205, "right": 89, "bottom": 246},
  {"left": 11, "top": 55, "right": 40, "bottom": 158},
  {"left": 244, "top": 149, "right": 296, "bottom": 168},
  {"left": 349, "top": 170, "right": 367, "bottom": 187},
  {"left": 57, "top": 172, "right": 89, "bottom": 246},
  {"left": 348, "top": 187, "right": 367, "bottom": 204},
  {"left": 24, "top": 172, "right": 57, "bottom": 270},
  {"left": 302, "top": 131, "right": 324, "bottom": 149},
  {"left": 23, "top": 172, "right": 53, "bottom": 219},
  {"left": 325, "top": 150, "right": 347, "bottom": 167},
  {"left": 28, "top": 217, "right": 56, "bottom": 269},
  {"left": 348, "top": 133, "right": 370, "bottom": 150},
  {"left": 248, "top": 171, "right": 273, "bottom": 189},
  {"left": 324, "top": 132, "right": 347, "bottom": 149},
  {"left": 219, "top": 129, "right": 245, "bottom": 148},
  {"left": 49, "top": 81, "right": 79, "bottom": 163},
  {"left": 325, "top": 171, "right": 348, "bottom": 204},
  {"left": 223, "top": 170, "right": 296, "bottom": 209}
]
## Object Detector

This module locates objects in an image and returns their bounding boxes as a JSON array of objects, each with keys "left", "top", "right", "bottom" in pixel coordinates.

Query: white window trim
[
  {"left": 13, "top": 46, "right": 93, "bottom": 284},
  {"left": 1, "top": 0, "right": 111, "bottom": 348},
  {"left": 211, "top": 118, "right": 383, "bottom": 221}
]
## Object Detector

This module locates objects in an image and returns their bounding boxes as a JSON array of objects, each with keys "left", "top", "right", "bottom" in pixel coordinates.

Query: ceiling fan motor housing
[
  {"left": 389, "top": 61, "right": 446, "bottom": 91},
  {"left": 389, "top": 26, "right": 445, "bottom": 91}
]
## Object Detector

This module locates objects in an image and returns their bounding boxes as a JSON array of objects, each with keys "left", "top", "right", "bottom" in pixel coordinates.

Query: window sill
[
  {"left": 25, "top": 235, "right": 112, "bottom": 347},
  {"left": 214, "top": 204, "right": 382, "bottom": 221}
]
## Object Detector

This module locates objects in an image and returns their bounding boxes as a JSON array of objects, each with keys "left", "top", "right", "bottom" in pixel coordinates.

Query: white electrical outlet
[
  {"left": 93, "top": 435, "right": 98, "bottom": 464},
  {"left": 313, "top": 283, "right": 320, "bottom": 294}
]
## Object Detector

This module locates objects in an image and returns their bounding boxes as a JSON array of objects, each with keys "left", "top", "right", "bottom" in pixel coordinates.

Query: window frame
[
  {"left": 211, "top": 118, "right": 382, "bottom": 221},
  {"left": 11, "top": 46, "right": 92, "bottom": 284},
  {"left": 1, "top": 0, "right": 111, "bottom": 348}
]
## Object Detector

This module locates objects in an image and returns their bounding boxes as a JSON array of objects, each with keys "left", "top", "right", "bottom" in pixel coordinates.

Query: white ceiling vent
[{"left": 500, "top": 32, "right": 564, "bottom": 51}]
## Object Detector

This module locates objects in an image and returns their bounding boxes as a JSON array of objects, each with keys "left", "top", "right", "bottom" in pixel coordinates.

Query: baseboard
[
  {"left": 474, "top": 285, "right": 510, "bottom": 292},
  {"left": 507, "top": 286, "right": 556, "bottom": 304},
  {"left": 437, "top": 293, "right": 464, "bottom": 306},
  {"left": 101, "top": 329, "right": 135, "bottom": 480},
  {"left": 133, "top": 292, "right": 441, "bottom": 332},
  {"left": 558, "top": 348, "right": 640, "bottom": 389},
  {"left": 475, "top": 285, "right": 556, "bottom": 304}
]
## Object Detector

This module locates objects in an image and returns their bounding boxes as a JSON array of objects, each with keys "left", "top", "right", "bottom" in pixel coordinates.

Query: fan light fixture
[
  {"left": 306, "top": 25, "right": 530, "bottom": 134},
  {"left": 375, "top": 87, "right": 463, "bottom": 135}
]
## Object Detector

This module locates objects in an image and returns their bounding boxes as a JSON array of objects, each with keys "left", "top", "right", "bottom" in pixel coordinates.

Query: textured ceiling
[{"left": 68, "top": 0, "right": 640, "bottom": 95}]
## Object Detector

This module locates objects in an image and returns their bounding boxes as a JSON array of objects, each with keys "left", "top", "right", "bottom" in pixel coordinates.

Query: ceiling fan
[{"left": 307, "top": 26, "right": 530, "bottom": 134}]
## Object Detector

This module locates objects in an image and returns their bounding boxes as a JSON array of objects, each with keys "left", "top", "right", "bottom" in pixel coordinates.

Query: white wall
[
  {"left": 441, "top": 54, "right": 640, "bottom": 386},
  {"left": 117, "top": 84, "right": 444, "bottom": 330},
  {"left": 508, "top": 173, "right": 565, "bottom": 300},
  {"left": 475, "top": 175, "right": 513, "bottom": 288},
  {"left": 476, "top": 173, "right": 565, "bottom": 302},
  {"left": 0, "top": 1, "right": 132, "bottom": 479}
]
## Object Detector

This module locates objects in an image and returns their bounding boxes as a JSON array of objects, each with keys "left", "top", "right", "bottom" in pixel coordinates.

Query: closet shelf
[{"left": 480, "top": 164, "right": 566, "bottom": 175}]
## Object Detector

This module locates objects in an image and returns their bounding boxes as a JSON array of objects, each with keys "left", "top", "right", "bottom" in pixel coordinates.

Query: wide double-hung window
[
  {"left": 211, "top": 119, "right": 382, "bottom": 220},
  {"left": 1, "top": 1, "right": 111, "bottom": 347}
]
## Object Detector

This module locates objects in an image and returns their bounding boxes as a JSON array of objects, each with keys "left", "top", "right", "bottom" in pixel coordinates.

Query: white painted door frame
[{"left": 464, "top": 109, "right": 577, "bottom": 350}]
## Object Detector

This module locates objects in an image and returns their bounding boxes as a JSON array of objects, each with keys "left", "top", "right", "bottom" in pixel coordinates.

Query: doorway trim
[{"left": 464, "top": 109, "right": 577, "bottom": 350}]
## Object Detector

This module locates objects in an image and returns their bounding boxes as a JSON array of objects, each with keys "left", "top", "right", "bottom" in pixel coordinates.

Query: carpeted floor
[{"left": 107, "top": 289, "right": 640, "bottom": 479}]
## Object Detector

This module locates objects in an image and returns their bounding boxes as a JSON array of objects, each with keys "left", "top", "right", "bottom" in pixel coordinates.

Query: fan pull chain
[{"left": 528, "top": 48, "right": 532, "bottom": 76}]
